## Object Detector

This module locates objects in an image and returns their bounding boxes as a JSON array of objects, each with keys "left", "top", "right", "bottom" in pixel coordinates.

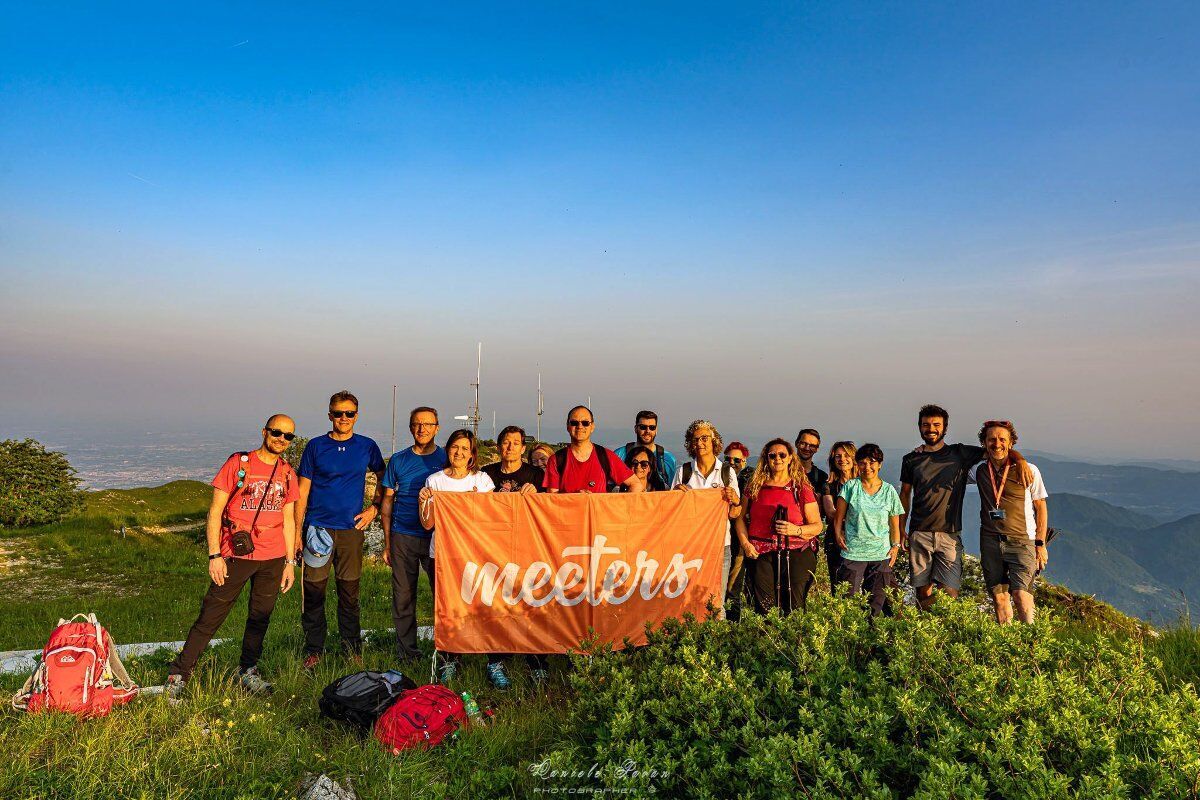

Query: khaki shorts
[
  {"left": 979, "top": 533, "right": 1036, "bottom": 593},
  {"left": 908, "top": 530, "right": 964, "bottom": 590}
]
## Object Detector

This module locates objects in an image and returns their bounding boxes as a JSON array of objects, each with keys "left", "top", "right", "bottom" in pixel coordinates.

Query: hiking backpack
[
  {"left": 12, "top": 613, "right": 138, "bottom": 717},
  {"left": 319, "top": 670, "right": 417, "bottom": 734},
  {"left": 680, "top": 460, "right": 736, "bottom": 489},
  {"left": 374, "top": 684, "right": 467, "bottom": 753}
]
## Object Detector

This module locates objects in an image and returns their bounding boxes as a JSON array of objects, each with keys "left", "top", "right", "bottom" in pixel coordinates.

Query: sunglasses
[
  {"left": 330, "top": 410, "right": 357, "bottom": 419},
  {"left": 568, "top": 419, "right": 592, "bottom": 428},
  {"left": 637, "top": 424, "right": 657, "bottom": 432},
  {"left": 796, "top": 442, "right": 819, "bottom": 449},
  {"left": 632, "top": 460, "right": 651, "bottom": 468},
  {"left": 728, "top": 457, "right": 746, "bottom": 464},
  {"left": 767, "top": 452, "right": 790, "bottom": 461},
  {"left": 266, "top": 428, "right": 296, "bottom": 441}
]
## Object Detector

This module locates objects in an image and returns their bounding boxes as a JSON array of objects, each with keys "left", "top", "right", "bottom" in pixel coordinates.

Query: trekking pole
[{"left": 773, "top": 505, "right": 787, "bottom": 612}]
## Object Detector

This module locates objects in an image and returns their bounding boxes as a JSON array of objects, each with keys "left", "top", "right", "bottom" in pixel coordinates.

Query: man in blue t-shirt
[
  {"left": 295, "top": 390, "right": 385, "bottom": 667},
  {"left": 381, "top": 405, "right": 446, "bottom": 661}
]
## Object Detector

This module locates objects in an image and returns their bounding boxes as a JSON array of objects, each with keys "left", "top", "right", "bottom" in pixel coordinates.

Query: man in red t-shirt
[
  {"left": 543, "top": 405, "right": 642, "bottom": 493},
  {"left": 166, "top": 414, "right": 300, "bottom": 698}
]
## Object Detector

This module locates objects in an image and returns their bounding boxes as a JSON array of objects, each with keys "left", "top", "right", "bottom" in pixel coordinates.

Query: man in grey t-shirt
[{"left": 900, "top": 404, "right": 1030, "bottom": 610}]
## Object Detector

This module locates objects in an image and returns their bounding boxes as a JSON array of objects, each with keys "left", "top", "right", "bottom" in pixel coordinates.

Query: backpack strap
[
  {"left": 102, "top": 630, "right": 138, "bottom": 700},
  {"left": 11, "top": 662, "right": 45, "bottom": 711},
  {"left": 681, "top": 462, "right": 693, "bottom": 486},
  {"left": 594, "top": 445, "right": 617, "bottom": 491},
  {"left": 721, "top": 461, "right": 735, "bottom": 488},
  {"left": 554, "top": 448, "right": 569, "bottom": 482}
]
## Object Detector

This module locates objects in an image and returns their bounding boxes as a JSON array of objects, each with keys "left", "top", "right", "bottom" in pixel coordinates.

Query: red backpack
[
  {"left": 374, "top": 684, "right": 466, "bottom": 753},
  {"left": 12, "top": 613, "right": 138, "bottom": 717}
]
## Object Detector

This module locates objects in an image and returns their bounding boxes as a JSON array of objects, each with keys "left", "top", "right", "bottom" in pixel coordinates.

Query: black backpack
[
  {"left": 554, "top": 444, "right": 618, "bottom": 492},
  {"left": 318, "top": 670, "right": 417, "bottom": 733}
]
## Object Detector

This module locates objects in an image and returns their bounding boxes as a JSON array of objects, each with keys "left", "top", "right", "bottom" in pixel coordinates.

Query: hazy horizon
[{"left": 3, "top": 4, "right": 1198, "bottom": 461}]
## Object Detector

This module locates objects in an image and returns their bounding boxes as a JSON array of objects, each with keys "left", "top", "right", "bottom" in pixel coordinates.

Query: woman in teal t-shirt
[{"left": 833, "top": 443, "right": 903, "bottom": 615}]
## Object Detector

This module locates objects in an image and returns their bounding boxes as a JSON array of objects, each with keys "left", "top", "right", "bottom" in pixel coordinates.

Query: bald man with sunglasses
[
  {"left": 543, "top": 406, "right": 643, "bottom": 493},
  {"left": 165, "top": 414, "right": 300, "bottom": 699}
]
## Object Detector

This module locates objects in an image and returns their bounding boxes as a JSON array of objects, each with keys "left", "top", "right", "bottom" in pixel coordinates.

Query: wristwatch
[
  {"left": 208, "top": 553, "right": 223, "bottom": 561},
  {"left": 1034, "top": 539, "right": 1045, "bottom": 547}
]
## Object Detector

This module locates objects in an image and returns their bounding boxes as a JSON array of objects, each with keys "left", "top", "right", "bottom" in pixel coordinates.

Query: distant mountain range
[{"left": 1039, "top": 493, "right": 1196, "bottom": 624}]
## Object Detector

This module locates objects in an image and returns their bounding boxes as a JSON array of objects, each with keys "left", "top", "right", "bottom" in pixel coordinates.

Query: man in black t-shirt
[
  {"left": 795, "top": 429, "right": 829, "bottom": 517},
  {"left": 482, "top": 425, "right": 544, "bottom": 494},
  {"left": 900, "top": 404, "right": 1030, "bottom": 610}
]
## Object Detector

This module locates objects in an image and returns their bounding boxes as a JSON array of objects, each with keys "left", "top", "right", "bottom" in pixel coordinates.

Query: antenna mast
[
  {"left": 468, "top": 342, "right": 482, "bottom": 438},
  {"left": 536, "top": 372, "right": 544, "bottom": 442}
]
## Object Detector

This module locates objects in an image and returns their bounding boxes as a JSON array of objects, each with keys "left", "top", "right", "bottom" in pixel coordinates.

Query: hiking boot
[
  {"left": 530, "top": 668, "right": 550, "bottom": 685},
  {"left": 437, "top": 659, "right": 459, "bottom": 685},
  {"left": 239, "top": 667, "right": 274, "bottom": 696},
  {"left": 486, "top": 661, "right": 511, "bottom": 690},
  {"left": 164, "top": 673, "right": 185, "bottom": 700},
  {"left": 302, "top": 653, "right": 321, "bottom": 671}
]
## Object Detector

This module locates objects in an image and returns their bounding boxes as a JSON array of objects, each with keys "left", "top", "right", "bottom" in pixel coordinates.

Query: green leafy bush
[
  {"left": 283, "top": 435, "right": 309, "bottom": 471},
  {"left": 0, "top": 438, "right": 85, "bottom": 528},
  {"left": 547, "top": 594, "right": 1200, "bottom": 799}
]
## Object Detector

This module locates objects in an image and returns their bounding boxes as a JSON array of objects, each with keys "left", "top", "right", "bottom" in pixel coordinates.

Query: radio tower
[
  {"left": 468, "top": 342, "right": 482, "bottom": 437},
  {"left": 536, "top": 371, "right": 544, "bottom": 442}
]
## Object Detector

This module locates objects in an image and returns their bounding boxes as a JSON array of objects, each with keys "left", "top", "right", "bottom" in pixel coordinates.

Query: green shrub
[
  {"left": 546, "top": 595, "right": 1200, "bottom": 799},
  {"left": 0, "top": 439, "right": 85, "bottom": 528},
  {"left": 283, "top": 435, "right": 309, "bottom": 471}
]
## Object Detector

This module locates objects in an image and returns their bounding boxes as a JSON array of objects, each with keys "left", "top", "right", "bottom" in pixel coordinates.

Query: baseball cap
[{"left": 303, "top": 525, "right": 334, "bottom": 569}]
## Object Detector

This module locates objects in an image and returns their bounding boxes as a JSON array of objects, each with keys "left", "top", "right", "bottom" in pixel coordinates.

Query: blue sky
[{"left": 2, "top": 3, "right": 1198, "bottom": 460}]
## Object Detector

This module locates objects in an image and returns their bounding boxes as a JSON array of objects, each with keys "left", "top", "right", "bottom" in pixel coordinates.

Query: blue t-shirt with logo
[
  {"left": 298, "top": 433, "right": 386, "bottom": 530},
  {"left": 382, "top": 446, "right": 446, "bottom": 538}
]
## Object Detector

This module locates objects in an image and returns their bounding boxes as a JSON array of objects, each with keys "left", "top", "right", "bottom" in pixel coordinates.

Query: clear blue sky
[{"left": 2, "top": 3, "right": 1198, "bottom": 460}]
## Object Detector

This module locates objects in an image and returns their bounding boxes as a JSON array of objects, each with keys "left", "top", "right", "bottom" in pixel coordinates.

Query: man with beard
[{"left": 899, "top": 404, "right": 1031, "bottom": 610}]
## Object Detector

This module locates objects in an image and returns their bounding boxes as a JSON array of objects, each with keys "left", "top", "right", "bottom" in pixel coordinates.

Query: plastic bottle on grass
[{"left": 460, "top": 692, "right": 486, "bottom": 726}]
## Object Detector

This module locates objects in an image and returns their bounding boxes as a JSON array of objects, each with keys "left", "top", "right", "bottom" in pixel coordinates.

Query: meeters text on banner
[{"left": 432, "top": 489, "right": 729, "bottom": 654}]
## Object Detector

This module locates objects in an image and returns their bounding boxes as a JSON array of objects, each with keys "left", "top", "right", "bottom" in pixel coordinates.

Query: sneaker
[
  {"left": 530, "top": 668, "right": 550, "bottom": 685},
  {"left": 164, "top": 673, "right": 185, "bottom": 700},
  {"left": 302, "top": 653, "right": 321, "bottom": 671},
  {"left": 438, "top": 659, "right": 459, "bottom": 684},
  {"left": 239, "top": 667, "right": 274, "bottom": 696},
  {"left": 486, "top": 661, "right": 511, "bottom": 690}
]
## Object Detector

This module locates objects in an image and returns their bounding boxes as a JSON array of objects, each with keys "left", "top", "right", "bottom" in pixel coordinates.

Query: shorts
[
  {"left": 908, "top": 530, "right": 964, "bottom": 590},
  {"left": 979, "top": 533, "right": 1036, "bottom": 593}
]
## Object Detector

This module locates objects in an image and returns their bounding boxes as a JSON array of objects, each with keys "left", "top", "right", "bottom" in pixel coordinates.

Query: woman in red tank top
[{"left": 734, "top": 438, "right": 823, "bottom": 612}]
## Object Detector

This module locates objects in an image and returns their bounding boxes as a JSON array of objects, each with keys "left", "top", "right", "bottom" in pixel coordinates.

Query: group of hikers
[{"left": 163, "top": 392, "right": 1050, "bottom": 698}]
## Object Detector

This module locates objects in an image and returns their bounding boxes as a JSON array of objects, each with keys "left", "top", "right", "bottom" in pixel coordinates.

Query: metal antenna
[
  {"left": 390, "top": 384, "right": 397, "bottom": 455},
  {"left": 536, "top": 371, "right": 544, "bottom": 442},
  {"left": 467, "top": 342, "right": 482, "bottom": 437}
]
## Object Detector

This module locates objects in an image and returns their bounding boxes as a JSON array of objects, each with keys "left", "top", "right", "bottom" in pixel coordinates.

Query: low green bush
[
  {"left": 0, "top": 439, "right": 84, "bottom": 529},
  {"left": 547, "top": 594, "right": 1200, "bottom": 799}
]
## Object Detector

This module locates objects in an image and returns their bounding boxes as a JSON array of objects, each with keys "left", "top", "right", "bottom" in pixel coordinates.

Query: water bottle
[{"left": 461, "top": 691, "right": 486, "bottom": 726}]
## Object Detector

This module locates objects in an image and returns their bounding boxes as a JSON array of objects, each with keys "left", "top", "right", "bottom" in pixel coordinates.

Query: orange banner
[{"left": 432, "top": 489, "right": 728, "bottom": 654}]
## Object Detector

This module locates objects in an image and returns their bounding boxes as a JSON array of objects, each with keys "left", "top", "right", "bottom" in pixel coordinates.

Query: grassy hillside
[{"left": 82, "top": 480, "right": 212, "bottom": 527}]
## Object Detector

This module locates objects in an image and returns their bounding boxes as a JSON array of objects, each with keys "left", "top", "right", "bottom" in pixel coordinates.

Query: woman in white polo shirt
[
  {"left": 418, "top": 429, "right": 506, "bottom": 688},
  {"left": 670, "top": 420, "right": 742, "bottom": 615}
]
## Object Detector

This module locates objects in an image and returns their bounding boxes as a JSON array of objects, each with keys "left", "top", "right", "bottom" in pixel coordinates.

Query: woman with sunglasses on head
[
  {"left": 733, "top": 438, "right": 823, "bottom": 613},
  {"left": 822, "top": 441, "right": 858, "bottom": 591},
  {"left": 418, "top": 429, "right": 510, "bottom": 688},
  {"left": 833, "top": 443, "right": 904, "bottom": 616},
  {"left": 622, "top": 445, "right": 667, "bottom": 491}
]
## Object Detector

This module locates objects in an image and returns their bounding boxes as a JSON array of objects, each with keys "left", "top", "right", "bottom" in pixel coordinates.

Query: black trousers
[
  {"left": 824, "top": 533, "right": 844, "bottom": 592},
  {"left": 390, "top": 533, "right": 435, "bottom": 660},
  {"left": 170, "top": 557, "right": 284, "bottom": 680},
  {"left": 750, "top": 547, "right": 819, "bottom": 614},
  {"left": 302, "top": 528, "right": 364, "bottom": 655},
  {"left": 839, "top": 558, "right": 896, "bottom": 616}
]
